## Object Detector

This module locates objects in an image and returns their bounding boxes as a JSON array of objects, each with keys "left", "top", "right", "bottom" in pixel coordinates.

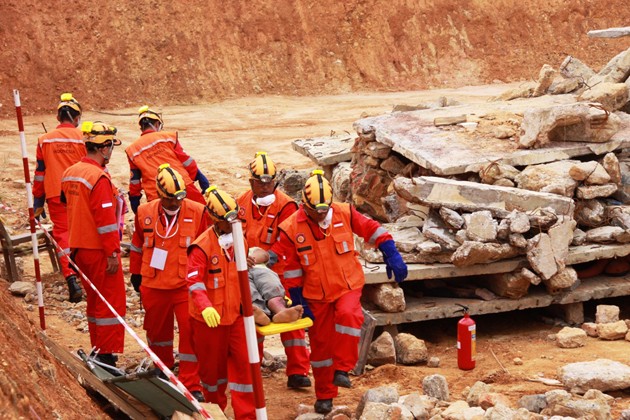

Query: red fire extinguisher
[{"left": 456, "top": 304, "right": 476, "bottom": 370}]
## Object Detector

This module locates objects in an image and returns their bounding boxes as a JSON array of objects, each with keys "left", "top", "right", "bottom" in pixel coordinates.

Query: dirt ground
[{"left": 0, "top": 86, "right": 629, "bottom": 419}]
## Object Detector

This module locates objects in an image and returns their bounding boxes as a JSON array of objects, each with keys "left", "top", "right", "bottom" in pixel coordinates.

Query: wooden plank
[
  {"left": 291, "top": 135, "right": 354, "bottom": 166},
  {"left": 588, "top": 27, "right": 630, "bottom": 38},
  {"left": 363, "top": 243, "right": 630, "bottom": 284},
  {"left": 353, "top": 96, "right": 630, "bottom": 176},
  {"left": 368, "top": 275, "right": 630, "bottom": 326},
  {"left": 352, "top": 308, "right": 377, "bottom": 376},
  {"left": 39, "top": 333, "right": 157, "bottom": 420}
]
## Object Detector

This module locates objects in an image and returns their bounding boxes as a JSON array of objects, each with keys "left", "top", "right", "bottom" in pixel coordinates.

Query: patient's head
[{"left": 248, "top": 247, "right": 269, "bottom": 265}]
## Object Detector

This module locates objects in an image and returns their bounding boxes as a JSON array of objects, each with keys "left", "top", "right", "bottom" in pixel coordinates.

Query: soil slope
[{"left": 1, "top": 0, "right": 629, "bottom": 115}]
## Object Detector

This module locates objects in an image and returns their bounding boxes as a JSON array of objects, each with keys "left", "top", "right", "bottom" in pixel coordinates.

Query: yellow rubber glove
[{"left": 201, "top": 307, "right": 221, "bottom": 328}]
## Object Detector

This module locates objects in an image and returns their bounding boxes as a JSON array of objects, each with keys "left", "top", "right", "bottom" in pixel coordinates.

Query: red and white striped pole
[
  {"left": 34, "top": 219, "right": 214, "bottom": 419},
  {"left": 13, "top": 89, "right": 46, "bottom": 330},
  {"left": 232, "top": 219, "right": 267, "bottom": 420}
]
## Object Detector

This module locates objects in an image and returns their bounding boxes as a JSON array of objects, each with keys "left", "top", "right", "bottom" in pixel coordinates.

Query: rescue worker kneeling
[
  {"left": 186, "top": 186, "right": 256, "bottom": 419},
  {"left": 129, "top": 164, "right": 207, "bottom": 402}
]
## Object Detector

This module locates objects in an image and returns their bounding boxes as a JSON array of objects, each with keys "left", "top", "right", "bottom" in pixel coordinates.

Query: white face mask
[
  {"left": 254, "top": 194, "right": 276, "bottom": 207},
  {"left": 319, "top": 208, "right": 333, "bottom": 229},
  {"left": 218, "top": 232, "right": 234, "bottom": 250},
  {"left": 162, "top": 206, "right": 180, "bottom": 216}
]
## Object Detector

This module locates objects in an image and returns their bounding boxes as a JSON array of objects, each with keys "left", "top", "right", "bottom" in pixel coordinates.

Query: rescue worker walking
[
  {"left": 187, "top": 186, "right": 255, "bottom": 419},
  {"left": 129, "top": 164, "right": 207, "bottom": 401},
  {"left": 274, "top": 170, "right": 408, "bottom": 414},
  {"left": 61, "top": 121, "right": 126, "bottom": 367},
  {"left": 236, "top": 151, "right": 312, "bottom": 389},
  {"left": 125, "top": 106, "right": 209, "bottom": 213},
  {"left": 33, "top": 93, "right": 86, "bottom": 302}
]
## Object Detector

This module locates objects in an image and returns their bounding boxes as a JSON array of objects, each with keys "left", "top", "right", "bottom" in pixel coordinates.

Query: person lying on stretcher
[{"left": 247, "top": 247, "right": 304, "bottom": 326}]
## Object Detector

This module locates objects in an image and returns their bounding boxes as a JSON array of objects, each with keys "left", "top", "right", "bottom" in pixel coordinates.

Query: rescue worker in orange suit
[
  {"left": 33, "top": 93, "right": 86, "bottom": 303},
  {"left": 125, "top": 106, "right": 209, "bottom": 213},
  {"left": 129, "top": 164, "right": 207, "bottom": 402},
  {"left": 236, "top": 151, "right": 312, "bottom": 389},
  {"left": 187, "top": 186, "right": 255, "bottom": 419},
  {"left": 273, "top": 170, "right": 408, "bottom": 414},
  {"left": 61, "top": 121, "right": 126, "bottom": 368}
]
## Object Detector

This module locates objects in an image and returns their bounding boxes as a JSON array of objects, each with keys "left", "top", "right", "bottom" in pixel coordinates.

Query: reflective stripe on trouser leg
[
  {"left": 142, "top": 286, "right": 175, "bottom": 368},
  {"left": 308, "top": 299, "right": 338, "bottom": 400},
  {"left": 191, "top": 318, "right": 229, "bottom": 411},
  {"left": 172, "top": 287, "right": 201, "bottom": 392},
  {"left": 281, "top": 328, "right": 311, "bottom": 377},
  {"left": 76, "top": 249, "right": 125, "bottom": 354},
  {"left": 332, "top": 289, "right": 364, "bottom": 372},
  {"left": 47, "top": 198, "right": 75, "bottom": 278},
  {"left": 191, "top": 317, "right": 255, "bottom": 418},
  {"left": 227, "top": 318, "right": 256, "bottom": 420}
]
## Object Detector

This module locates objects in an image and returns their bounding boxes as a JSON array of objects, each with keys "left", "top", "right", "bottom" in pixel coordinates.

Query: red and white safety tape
[
  {"left": 34, "top": 219, "right": 213, "bottom": 420},
  {"left": 0, "top": 201, "right": 17, "bottom": 213}
]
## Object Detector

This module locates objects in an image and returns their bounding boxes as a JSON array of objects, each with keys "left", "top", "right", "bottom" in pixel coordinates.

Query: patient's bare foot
[
  {"left": 272, "top": 305, "right": 304, "bottom": 323},
  {"left": 253, "top": 306, "right": 271, "bottom": 326}
]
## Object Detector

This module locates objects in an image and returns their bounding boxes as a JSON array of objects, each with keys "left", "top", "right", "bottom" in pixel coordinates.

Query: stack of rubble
[{"left": 292, "top": 46, "right": 630, "bottom": 308}]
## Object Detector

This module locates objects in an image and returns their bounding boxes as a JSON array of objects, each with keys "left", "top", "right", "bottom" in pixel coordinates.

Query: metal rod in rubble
[
  {"left": 13, "top": 89, "right": 45, "bottom": 330},
  {"left": 34, "top": 219, "right": 214, "bottom": 420},
  {"left": 231, "top": 219, "right": 268, "bottom": 420}
]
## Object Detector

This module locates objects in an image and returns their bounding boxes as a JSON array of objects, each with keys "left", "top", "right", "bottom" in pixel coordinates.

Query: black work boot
[
  {"left": 287, "top": 374, "right": 311, "bottom": 388},
  {"left": 314, "top": 398, "right": 333, "bottom": 414},
  {"left": 191, "top": 391, "right": 205, "bottom": 402},
  {"left": 66, "top": 275, "right": 83, "bottom": 303},
  {"left": 333, "top": 370, "right": 351, "bottom": 388}
]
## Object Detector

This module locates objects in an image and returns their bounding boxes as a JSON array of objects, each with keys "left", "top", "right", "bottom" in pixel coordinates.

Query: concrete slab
[
  {"left": 353, "top": 95, "right": 630, "bottom": 175},
  {"left": 588, "top": 27, "right": 630, "bottom": 38},
  {"left": 291, "top": 134, "right": 354, "bottom": 166}
]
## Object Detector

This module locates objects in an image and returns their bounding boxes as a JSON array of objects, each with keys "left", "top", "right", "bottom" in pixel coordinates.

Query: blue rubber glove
[
  {"left": 33, "top": 196, "right": 46, "bottom": 220},
  {"left": 129, "top": 195, "right": 141, "bottom": 214},
  {"left": 288, "top": 287, "right": 314, "bottom": 320},
  {"left": 378, "top": 239, "right": 408, "bottom": 283},
  {"left": 195, "top": 170, "right": 210, "bottom": 194}
]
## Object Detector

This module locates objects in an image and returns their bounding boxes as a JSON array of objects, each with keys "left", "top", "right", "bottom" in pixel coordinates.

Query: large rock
[
  {"left": 367, "top": 332, "right": 396, "bottom": 367},
  {"left": 452, "top": 241, "right": 521, "bottom": 267},
  {"left": 595, "top": 304, "right": 620, "bottom": 323},
  {"left": 559, "top": 55, "right": 596, "bottom": 81},
  {"left": 394, "top": 333, "right": 428, "bottom": 365},
  {"left": 356, "top": 386, "right": 400, "bottom": 418},
  {"left": 544, "top": 266, "right": 579, "bottom": 294},
  {"left": 597, "top": 320, "right": 628, "bottom": 340},
  {"left": 515, "top": 160, "right": 580, "bottom": 197},
  {"left": 463, "top": 210, "right": 497, "bottom": 242},
  {"left": 578, "top": 82, "right": 630, "bottom": 111},
  {"left": 556, "top": 327, "right": 587, "bottom": 348},
  {"left": 363, "top": 283, "right": 406, "bottom": 313},
  {"left": 519, "top": 102, "right": 621, "bottom": 148},
  {"left": 587, "top": 47, "right": 630, "bottom": 85},
  {"left": 422, "top": 374, "right": 449, "bottom": 401},
  {"left": 331, "top": 161, "right": 353, "bottom": 202},
  {"left": 558, "top": 359, "right": 630, "bottom": 393},
  {"left": 527, "top": 233, "right": 558, "bottom": 280}
]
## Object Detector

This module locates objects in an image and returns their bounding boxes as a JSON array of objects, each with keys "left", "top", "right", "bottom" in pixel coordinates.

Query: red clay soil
[{"left": 0, "top": 0, "right": 629, "bottom": 116}]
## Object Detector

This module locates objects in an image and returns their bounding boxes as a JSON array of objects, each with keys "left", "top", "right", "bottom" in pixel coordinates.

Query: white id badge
[{"left": 150, "top": 248, "right": 168, "bottom": 271}]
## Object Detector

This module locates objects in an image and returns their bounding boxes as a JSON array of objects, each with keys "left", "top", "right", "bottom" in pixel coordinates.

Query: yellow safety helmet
[
  {"left": 57, "top": 93, "right": 82, "bottom": 114},
  {"left": 249, "top": 151, "right": 277, "bottom": 183},
  {"left": 204, "top": 186, "right": 239, "bottom": 222},
  {"left": 302, "top": 169, "right": 333, "bottom": 213},
  {"left": 137, "top": 105, "right": 164, "bottom": 126},
  {"left": 81, "top": 121, "right": 121, "bottom": 146},
  {"left": 156, "top": 164, "right": 187, "bottom": 200}
]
